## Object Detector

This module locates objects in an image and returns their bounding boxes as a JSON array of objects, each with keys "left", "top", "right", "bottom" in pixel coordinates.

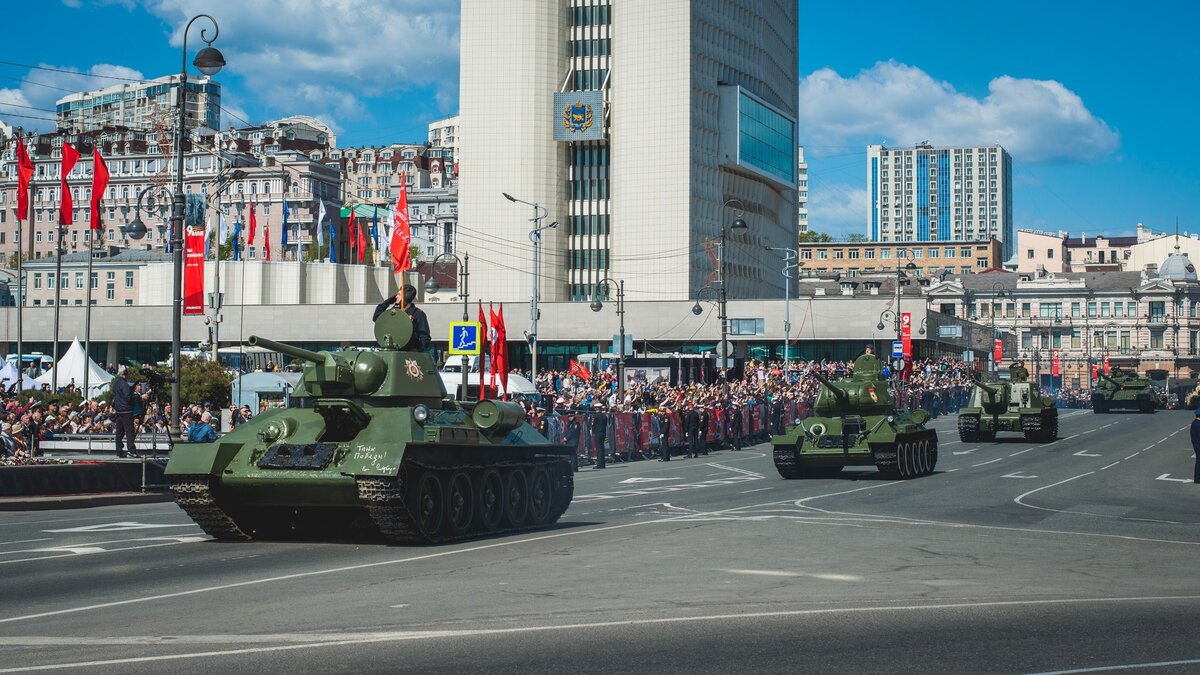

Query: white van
[{"left": 439, "top": 356, "right": 538, "bottom": 402}]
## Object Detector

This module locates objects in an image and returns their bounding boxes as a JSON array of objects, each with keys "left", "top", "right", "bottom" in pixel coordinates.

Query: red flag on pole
[
  {"left": 347, "top": 208, "right": 357, "bottom": 262},
  {"left": 495, "top": 304, "right": 509, "bottom": 398},
  {"left": 356, "top": 213, "right": 366, "bottom": 263},
  {"left": 16, "top": 139, "right": 33, "bottom": 221},
  {"left": 90, "top": 149, "right": 108, "bottom": 231},
  {"left": 59, "top": 142, "right": 79, "bottom": 225},
  {"left": 247, "top": 200, "right": 257, "bottom": 245},
  {"left": 390, "top": 176, "right": 412, "bottom": 272},
  {"left": 569, "top": 360, "right": 591, "bottom": 380},
  {"left": 184, "top": 227, "right": 206, "bottom": 315},
  {"left": 488, "top": 304, "right": 500, "bottom": 396},
  {"left": 1103, "top": 355, "right": 1110, "bottom": 374},
  {"left": 477, "top": 302, "right": 489, "bottom": 401},
  {"left": 993, "top": 338, "right": 1003, "bottom": 365},
  {"left": 264, "top": 218, "right": 271, "bottom": 261},
  {"left": 1051, "top": 350, "right": 1060, "bottom": 377}
]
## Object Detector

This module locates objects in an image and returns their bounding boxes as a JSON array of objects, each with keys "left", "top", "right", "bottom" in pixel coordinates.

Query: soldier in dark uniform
[
  {"left": 697, "top": 405, "right": 710, "bottom": 455},
  {"left": 1191, "top": 409, "right": 1200, "bottom": 483},
  {"left": 590, "top": 406, "right": 608, "bottom": 470},
  {"left": 728, "top": 399, "right": 743, "bottom": 451},
  {"left": 684, "top": 404, "right": 702, "bottom": 459},
  {"left": 657, "top": 406, "right": 673, "bottom": 461},
  {"left": 1009, "top": 360, "right": 1030, "bottom": 383}
]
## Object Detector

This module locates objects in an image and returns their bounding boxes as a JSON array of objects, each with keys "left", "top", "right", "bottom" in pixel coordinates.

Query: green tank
[
  {"left": 771, "top": 353, "right": 938, "bottom": 479},
  {"left": 957, "top": 377, "right": 1058, "bottom": 442},
  {"left": 165, "top": 309, "right": 574, "bottom": 544},
  {"left": 1091, "top": 367, "right": 1158, "bottom": 413}
]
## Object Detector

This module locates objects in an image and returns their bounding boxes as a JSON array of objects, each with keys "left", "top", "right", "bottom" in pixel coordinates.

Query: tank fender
[
  {"left": 959, "top": 407, "right": 984, "bottom": 416},
  {"left": 163, "top": 440, "right": 243, "bottom": 476}
]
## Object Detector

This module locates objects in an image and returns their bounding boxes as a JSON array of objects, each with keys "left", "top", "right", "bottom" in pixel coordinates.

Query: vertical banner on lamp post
[
  {"left": 900, "top": 312, "right": 912, "bottom": 357},
  {"left": 993, "top": 338, "right": 1003, "bottom": 364},
  {"left": 1051, "top": 349, "right": 1060, "bottom": 377},
  {"left": 1103, "top": 354, "right": 1110, "bottom": 374},
  {"left": 184, "top": 227, "right": 206, "bottom": 315}
]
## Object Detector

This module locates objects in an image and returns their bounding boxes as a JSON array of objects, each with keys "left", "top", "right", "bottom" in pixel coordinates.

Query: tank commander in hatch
[
  {"left": 374, "top": 285, "right": 432, "bottom": 355},
  {"left": 1009, "top": 359, "right": 1029, "bottom": 382}
]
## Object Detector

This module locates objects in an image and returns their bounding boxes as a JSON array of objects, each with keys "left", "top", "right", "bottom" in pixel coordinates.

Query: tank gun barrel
[
  {"left": 810, "top": 370, "right": 849, "bottom": 402},
  {"left": 973, "top": 377, "right": 1002, "bottom": 397},
  {"left": 248, "top": 335, "right": 327, "bottom": 364},
  {"left": 1096, "top": 371, "right": 1121, "bottom": 389}
]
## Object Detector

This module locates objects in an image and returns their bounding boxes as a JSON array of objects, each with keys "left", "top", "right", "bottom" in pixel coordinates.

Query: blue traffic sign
[
  {"left": 891, "top": 340, "right": 904, "bottom": 358},
  {"left": 448, "top": 322, "right": 482, "bottom": 355}
]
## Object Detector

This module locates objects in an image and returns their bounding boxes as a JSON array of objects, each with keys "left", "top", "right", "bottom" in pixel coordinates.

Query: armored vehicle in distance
[
  {"left": 1092, "top": 367, "right": 1158, "bottom": 414},
  {"left": 165, "top": 308, "right": 574, "bottom": 544},
  {"left": 957, "top": 376, "right": 1058, "bottom": 443},
  {"left": 771, "top": 353, "right": 938, "bottom": 479}
]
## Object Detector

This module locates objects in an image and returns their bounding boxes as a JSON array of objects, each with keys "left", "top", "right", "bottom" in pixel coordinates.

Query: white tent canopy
[
  {"left": 35, "top": 338, "right": 113, "bottom": 398},
  {"left": 0, "top": 361, "right": 38, "bottom": 391}
]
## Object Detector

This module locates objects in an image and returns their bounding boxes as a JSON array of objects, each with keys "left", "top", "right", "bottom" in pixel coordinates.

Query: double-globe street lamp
[
  {"left": 502, "top": 192, "right": 556, "bottom": 387},
  {"left": 588, "top": 277, "right": 625, "bottom": 400},
  {"left": 424, "top": 251, "right": 470, "bottom": 399},
  {"left": 877, "top": 250, "right": 918, "bottom": 395},
  {"left": 765, "top": 246, "right": 797, "bottom": 366},
  {"left": 715, "top": 199, "right": 748, "bottom": 391},
  {"left": 990, "top": 281, "right": 1009, "bottom": 375}
]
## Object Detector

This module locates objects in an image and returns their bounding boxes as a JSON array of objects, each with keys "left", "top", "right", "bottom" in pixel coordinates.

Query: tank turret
[
  {"left": 1092, "top": 367, "right": 1158, "bottom": 413},
  {"left": 810, "top": 354, "right": 893, "bottom": 416},
  {"left": 166, "top": 306, "right": 575, "bottom": 545}
]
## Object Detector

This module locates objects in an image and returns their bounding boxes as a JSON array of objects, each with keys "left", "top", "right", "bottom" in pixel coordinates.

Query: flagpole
[
  {"left": 15, "top": 144, "right": 31, "bottom": 394},
  {"left": 211, "top": 210, "right": 222, "bottom": 363},
  {"left": 83, "top": 223, "right": 94, "bottom": 399}
]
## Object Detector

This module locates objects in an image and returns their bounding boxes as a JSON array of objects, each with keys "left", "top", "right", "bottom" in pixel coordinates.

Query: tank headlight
[
  {"left": 412, "top": 404, "right": 430, "bottom": 424},
  {"left": 886, "top": 415, "right": 895, "bottom": 423}
]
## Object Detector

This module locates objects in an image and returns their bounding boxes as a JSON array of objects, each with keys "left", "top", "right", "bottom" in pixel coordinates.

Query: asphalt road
[{"left": 1, "top": 409, "right": 1198, "bottom": 674}]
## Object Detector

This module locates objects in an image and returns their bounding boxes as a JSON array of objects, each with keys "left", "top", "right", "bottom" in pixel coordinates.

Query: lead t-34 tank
[
  {"left": 1092, "top": 367, "right": 1158, "bottom": 414},
  {"left": 957, "top": 376, "right": 1058, "bottom": 442},
  {"left": 165, "top": 309, "right": 574, "bottom": 544},
  {"left": 771, "top": 353, "right": 938, "bottom": 479}
]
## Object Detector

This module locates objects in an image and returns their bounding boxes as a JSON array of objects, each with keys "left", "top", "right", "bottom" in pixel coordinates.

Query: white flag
[
  {"left": 380, "top": 208, "right": 392, "bottom": 259},
  {"left": 316, "top": 200, "right": 326, "bottom": 246},
  {"left": 218, "top": 211, "right": 230, "bottom": 244}
]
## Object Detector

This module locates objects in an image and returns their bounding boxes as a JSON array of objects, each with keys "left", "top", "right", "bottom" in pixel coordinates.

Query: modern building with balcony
[{"left": 798, "top": 240, "right": 1003, "bottom": 278}]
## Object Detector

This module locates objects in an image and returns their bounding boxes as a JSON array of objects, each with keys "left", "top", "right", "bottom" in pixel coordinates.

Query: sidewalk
[
  {"left": 0, "top": 452, "right": 169, "bottom": 507},
  {"left": 0, "top": 490, "right": 173, "bottom": 511}
]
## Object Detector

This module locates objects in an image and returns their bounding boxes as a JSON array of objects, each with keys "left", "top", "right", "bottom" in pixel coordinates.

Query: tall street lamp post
[
  {"left": 765, "top": 246, "right": 797, "bottom": 366},
  {"left": 589, "top": 277, "right": 625, "bottom": 400},
  {"left": 502, "top": 192, "right": 555, "bottom": 387},
  {"left": 166, "top": 15, "right": 224, "bottom": 433},
  {"left": 718, "top": 199, "right": 748, "bottom": 392},
  {"left": 424, "top": 252, "right": 470, "bottom": 400},
  {"left": 990, "top": 281, "right": 1008, "bottom": 375},
  {"left": 876, "top": 249, "right": 916, "bottom": 398}
]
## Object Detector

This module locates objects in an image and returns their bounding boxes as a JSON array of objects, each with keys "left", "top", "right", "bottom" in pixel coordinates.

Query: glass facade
[{"left": 738, "top": 91, "right": 795, "bottom": 186}]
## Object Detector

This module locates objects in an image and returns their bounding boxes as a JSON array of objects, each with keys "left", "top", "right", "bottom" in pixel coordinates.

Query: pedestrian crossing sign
[{"left": 448, "top": 322, "right": 482, "bottom": 355}]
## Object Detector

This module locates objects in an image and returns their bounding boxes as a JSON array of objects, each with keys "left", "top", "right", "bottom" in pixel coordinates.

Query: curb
[{"left": 0, "top": 491, "right": 174, "bottom": 512}]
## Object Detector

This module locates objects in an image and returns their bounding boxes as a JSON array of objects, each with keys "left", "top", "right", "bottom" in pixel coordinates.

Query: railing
[{"left": 39, "top": 432, "right": 176, "bottom": 455}]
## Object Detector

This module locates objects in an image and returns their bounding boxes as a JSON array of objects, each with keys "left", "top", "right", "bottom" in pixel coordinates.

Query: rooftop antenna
[{"left": 1175, "top": 216, "right": 1181, "bottom": 253}]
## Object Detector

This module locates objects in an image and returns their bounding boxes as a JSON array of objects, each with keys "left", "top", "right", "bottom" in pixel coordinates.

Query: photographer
[{"left": 112, "top": 366, "right": 138, "bottom": 458}]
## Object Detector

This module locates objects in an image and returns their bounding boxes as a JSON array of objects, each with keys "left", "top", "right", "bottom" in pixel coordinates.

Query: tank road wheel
[
  {"left": 526, "top": 465, "right": 555, "bottom": 526},
  {"left": 475, "top": 469, "right": 505, "bottom": 533},
  {"left": 928, "top": 436, "right": 939, "bottom": 474},
  {"left": 957, "top": 415, "right": 979, "bottom": 443},
  {"left": 502, "top": 468, "right": 529, "bottom": 528},
  {"left": 445, "top": 471, "right": 474, "bottom": 537},
  {"left": 546, "top": 461, "right": 574, "bottom": 522},
  {"left": 893, "top": 441, "right": 912, "bottom": 479},
  {"left": 408, "top": 470, "right": 445, "bottom": 541},
  {"left": 914, "top": 439, "right": 928, "bottom": 476}
]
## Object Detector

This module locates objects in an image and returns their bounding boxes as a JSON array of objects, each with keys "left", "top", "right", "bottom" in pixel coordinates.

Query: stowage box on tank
[
  {"left": 165, "top": 308, "right": 574, "bottom": 544},
  {"left": 957, "top": 376, "right": 1058, "bottom": 442},
  {"left": 1091, "top": 367, "right": 1158, "bottom": 414},
  {"left": 770, "top": 353, "right": 938, "bottom": 479}
]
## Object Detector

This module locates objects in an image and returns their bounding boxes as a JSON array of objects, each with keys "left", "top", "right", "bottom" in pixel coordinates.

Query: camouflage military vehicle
[
  {"left": 1092, "top": 367, "right": 1158, "bottom": 414},
  {"left": 957, "top": 377, "right": 1058, "bottom": 442},
  {"left": 165, "top": 309, "right": 574, "bottom": 544},
  {"left": 771, "top": 353, "right": 938, "bottom": 479}
]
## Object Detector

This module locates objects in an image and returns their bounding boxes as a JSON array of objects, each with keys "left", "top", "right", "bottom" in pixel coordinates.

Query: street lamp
[
  {"left": 168, "top": 14, "right": 225, "bottom": 434},
  {"left": 878, "top": 250, "right": 917, "bottom": 393},
  {"left": 424, "top": 252, "right": 470, "bottom": 401},
  {"left": 718, "top": 199, "right": 749, "bottom": 390},
  {"left": 502, "top": 192, "right": 555, "bottom": 387},
  {"left": 990, "top": 281, "right": 1009, "bottom": 375},
  {"left": 589, "top": 277, "right": 625, "bottom": 400},
  {"left": 765, "top": 246, "right": 797, "bottom": 367}
]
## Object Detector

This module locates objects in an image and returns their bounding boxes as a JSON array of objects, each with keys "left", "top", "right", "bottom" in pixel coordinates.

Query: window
[
  {"left": 33, "top": 273, "right": 41, "bottom": 289},
  {"left": 1039, "top": 302, "right": 1063, "bottom": 318},
  {"left": 864, "top": 249, "right": 875, "bottom": 260},
  {"left": 833, "top": 249, "right": 844, "bottom": 259},
  {"left": 1071, "top": 302, "right": 1080, "bottom": 318},
  {"left": 1021, "top": 303, "right": 1031, "bottom": 318},
  {"left": 960, "top": 247, "right": 970, "bottom": 257},
  {"left": 75, "top": 272, "right": 83, "bottom": 289},
  {"left": 1047, "top": 249, "right": 1055, "bottom": 259},
  {"left": 1151, "top": 330, "right": 1165, "bottom": 349},
  {"left": 817, "top": 250, "right": 827, "bottom": 260},
  {"left": 1021, "top": 331, "right": 1032, "bottom": 349},
  {"left": 1071, "top": 331, "right": 1081, "bottom": 349},
  {"left": 105, "top": 286, "right": 114, "bottom": 301},
  {"left": 1027, "top": 249, "right": 1034, "bottom": 259},
  {"left": 1087, "top": 301, "right": 1097, "bottom": 318},
  {"left": 125, "top": 271, "right": 134, "bottom": 288},
  {"left": 1149, "top": 301, "right": 1166, "bottom": 322},
  {"left": 944, "top": 247, "right": 954, "bottom": 258},
  {"left": 729, "top": 319, "right": 765, "bottom": 336},
  {"left": 848, "top": 249, "right": 860, "bottom": 260},
  {"left": 1127, "top": 301, "right": 1136, "bottom": 316}
]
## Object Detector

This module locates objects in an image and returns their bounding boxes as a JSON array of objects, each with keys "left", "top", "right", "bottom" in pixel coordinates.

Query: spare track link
[
  {"left": 357, "top": 458, "right": 574, "bottom": 545},
  {"left": 1022, "top": 414, "right": 1043, "bottom": 442},
  {"left": 957, "top": 414, "right": 979, "bottom": 443},
  {"left": 170, "top": 475, "right": 251, "bottom": 541},
  {"left": 772, "top": 443, "right": 803, "bottom": 479}
]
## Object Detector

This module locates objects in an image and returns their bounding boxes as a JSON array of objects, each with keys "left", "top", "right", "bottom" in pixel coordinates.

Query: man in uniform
[
  {"left": 684, "top": 404, "right": 702, "bottom": 458},
  {"left": 373, "top": 285, "right": 432, "bottom": 355},
  {"left": 657, "top": 405, "right": 673, "bottom": 461},
  {"left": 1191, "top": 409, "right": 1200, "bottom": 484},
  {"left": 728, "top": 399, "right": 743, "bottom": 451},
  {"left": 590, "top": 405, "right": 608, "bottom": 469},
  {"left": 111, "top": 366, "right": 138, "bottom": 458},
  {"left": 1009, "top": 359, "right": 1030, "bottom": 383}
]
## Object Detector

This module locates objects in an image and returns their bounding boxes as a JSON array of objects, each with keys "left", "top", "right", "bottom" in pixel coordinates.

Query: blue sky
[{"left": 2, "top": 1, "right": 1195, "bottom": 240}]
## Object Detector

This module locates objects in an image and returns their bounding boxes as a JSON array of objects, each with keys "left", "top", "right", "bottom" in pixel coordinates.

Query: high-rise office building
[
  {"left": 797, "top": 146, "right": 808, "bottom": 235},
  {"left": 459, "top": 0, "right": 799, "bottom": 304},
  {"left": 56, "top": 74, "right": 222, "bottom": 134},
  {"left": 866, "top": 143, "right": 1013, "bottom": 259}
]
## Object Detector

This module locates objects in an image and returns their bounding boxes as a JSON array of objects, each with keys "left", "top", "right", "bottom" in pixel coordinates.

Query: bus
[{"left": 217, "top": 345, "right": 290, "bottom": 373}]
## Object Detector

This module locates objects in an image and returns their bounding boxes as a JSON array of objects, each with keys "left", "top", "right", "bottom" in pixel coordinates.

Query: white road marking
[
  {"left": 618, "top": 477, "right": 680, "bottom": 484},
  {"left": 1100, "top": 462, "right": 1120, "bottom": 471},
  {"left": 739, "top": 487, "right": 774, "bottom": 494},
  {"left": 1009, "top": 448, "right": 1034, "bottom": 457},
  {"left": 951, "top": 448, "right": 977, "bottom": 455},
  {"left": 719, "top": 569, "right": 863, "bottom": 581},
  {"left": 1155, "top": 474, "right": 1193, "bottom": 483},
  {"left": 1073, "top": 450, "right": 1101, "bottom": 457},
  {"left": 0, "top": 538, "right": 52, "bottom": 547},
  {"left": 1029, "top": 657, "right": 1200, "bottom": 675},
  {"left": 0, "top": 536, "right": 207, "bottom": 566},
  {"left": 1002, "top": 472, "right": 1038, "bottom": 479},
  {"left": 45, "top": 522, "right": 195, "bottom": 533},
  {"left": 4, "top": 595, "right": 1199, "bottom": 673},
  {"left": 971, "top": 458, "right": 1003, "bottom": 467}
]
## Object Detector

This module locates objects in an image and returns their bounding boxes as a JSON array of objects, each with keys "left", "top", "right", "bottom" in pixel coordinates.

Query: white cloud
[
  {"left": 0, "top": 64, "right": 145, "bottom": 133},
  {"left": 807, "top": 183, "right": 869, "bottom": 238},
  {"left": 143, "top": 0, "right": 460, "bottom": 129},
  {"left": 798, "top": 60, "right": 1119, "bottom": 164}
]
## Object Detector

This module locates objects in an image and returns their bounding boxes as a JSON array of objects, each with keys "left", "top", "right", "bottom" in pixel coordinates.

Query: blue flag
[
  {"left": 328, "top": 218, "right": 336, "bottom": 263},
  {"left": 232, "top": 220, "right": 242, "bottom": 261},
  {"left": 281, "top": 200, "right": 290, "bottom": 251},
  {"left": 371, "top": 208, "right": 379, "bottom": 252}
]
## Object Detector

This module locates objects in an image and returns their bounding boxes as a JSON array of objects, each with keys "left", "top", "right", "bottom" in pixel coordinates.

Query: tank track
[
  {"left": 170, "top": 476, "right": 251, "bottom": 541},
  {"left": 357, "top": 458, "right": 574, "bottom": 545},
  {"left": 875, "top": 430, "right": 938, "bottom": 479},
  {"left": 1022, "top": 414, "right": 1058, "bottom": 442},
  {"left": 773, "top": 443, "right": 803, "bottom": 479},
  {"left": 957, "top": 414, "right": 979, "bottom": 442}
]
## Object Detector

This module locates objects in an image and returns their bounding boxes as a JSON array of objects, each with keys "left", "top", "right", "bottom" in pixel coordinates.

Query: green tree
[
  {"left": 178, "top": 356, "right": 235, "bottom": 408},
  {"left": 7, "top": 253, "right": 18, "bottom": 269},
  {"left": 798, "top": 230, "right": 833, "bottom": 243},
  {"left": 846, "top": 233, "right": 868, "bottom": 242}
]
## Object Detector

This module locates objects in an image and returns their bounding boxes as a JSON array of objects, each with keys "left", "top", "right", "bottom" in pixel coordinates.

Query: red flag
[
  {"left": 569, "top": 360, "right": 591, "bottom": 380},
  {"left": 15, "top": 139, "right": 33, "bottom": 221},
  {"left": 477, "top": 302, "right": 489, "bottom": 401},
  {"left": 1091, "top": 365, "right": 1099, "bottom": 382},
  {"left": 1051, "top": 350, "right": 1060, "bottom": 377},
  {"left": 495, "top": 304, "right": 509, "bottom": 398},
  {"left": 264, "top": 218, "right": 272, "bottom": 261},
  {"left": 1103, "top": 355, "right": 1110, "bottom": 375},
  {"left": 390, "top": 177, "right": 412, "bottom": 272},
  {"left": 993, "top": 338, "right": 1002, "bottom": 365},
  {"left": 60, "top": 142, "right": 79, "bottom": 225},
  {"left": 488, "top": 304, "right": 500, "bottom": 395},
  {"left": 89, "top": 148, "right": 108, "bottom": 231},
  {"left": 347, "top": 208, "right": 357, "bottom": 261},
  {"left": 247, "top": 200, "right": 257, "bottom": 245},
  {"left": 356, "top": 212, "right": 366, "bottom": 263}
]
